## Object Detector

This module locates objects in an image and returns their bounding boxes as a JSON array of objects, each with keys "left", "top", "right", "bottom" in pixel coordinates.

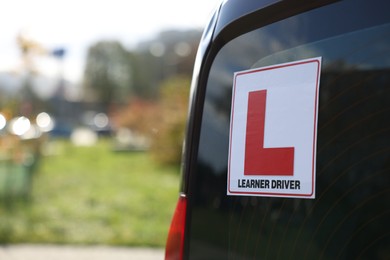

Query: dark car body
[{"left": 165, "top": 0, "right": 390, "bottom": 259}]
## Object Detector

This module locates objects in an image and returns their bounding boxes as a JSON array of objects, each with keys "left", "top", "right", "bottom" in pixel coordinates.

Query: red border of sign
[{"left": 227, "top": 58, "right": 321, "bottom": 197}]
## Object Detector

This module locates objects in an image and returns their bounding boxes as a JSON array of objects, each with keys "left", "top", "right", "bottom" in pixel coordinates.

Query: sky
[{"left": 0, "top": 0, "right": 221, "bottom": 84}]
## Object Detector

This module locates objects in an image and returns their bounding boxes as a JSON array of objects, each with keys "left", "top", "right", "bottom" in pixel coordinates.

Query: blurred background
[{"left": 0, "top": 0, "right": 219, "bottom": 249}]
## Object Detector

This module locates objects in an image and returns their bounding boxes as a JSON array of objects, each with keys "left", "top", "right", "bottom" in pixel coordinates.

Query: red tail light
[{"left": 165, "top": 194, "right": 187, "bottom": 260}]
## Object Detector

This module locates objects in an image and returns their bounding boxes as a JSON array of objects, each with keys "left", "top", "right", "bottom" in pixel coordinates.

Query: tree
[
  {"left": 132, "top": 29, "right": 202, "bottom": 99},
  {"left": 150, "top": 75, "right": 191, "bottom": 165},
  {"left": 83, "top": 41, "right": 133, "bottom": 111},
  {"left": 111, "top": 75, "right": 190, "bottom": 165}
]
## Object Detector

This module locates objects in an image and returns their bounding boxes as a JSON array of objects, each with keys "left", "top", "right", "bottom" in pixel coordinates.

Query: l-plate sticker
[{"left": 227, "top": 57, "right": 321, "bottom": 199}]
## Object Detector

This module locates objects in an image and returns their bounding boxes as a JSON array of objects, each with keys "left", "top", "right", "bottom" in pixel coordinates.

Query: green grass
[{"left": 0, "top": 139, "right": 180, "bottom": 247}]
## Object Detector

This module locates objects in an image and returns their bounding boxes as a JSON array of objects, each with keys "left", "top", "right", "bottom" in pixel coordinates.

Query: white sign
[{"left": 227, "top": 57, "right": 321, "bottom": 199}]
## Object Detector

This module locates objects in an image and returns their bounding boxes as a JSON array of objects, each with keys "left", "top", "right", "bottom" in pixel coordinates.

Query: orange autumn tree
[
  {"left": 112, "top": 75, "right": 190, "bottom": 165},
  {"left": 150, "top": 76, "right": 191, "bottom": 165}
]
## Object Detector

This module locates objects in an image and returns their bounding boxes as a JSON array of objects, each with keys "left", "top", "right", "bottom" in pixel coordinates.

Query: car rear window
[{"left": 187, "top": 0, "right": 389, "bottom": 259}]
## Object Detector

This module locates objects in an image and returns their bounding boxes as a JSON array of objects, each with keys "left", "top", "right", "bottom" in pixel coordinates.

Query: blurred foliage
[
  {"left": 150, "top": 76, "right": 191, "bottom": 165},
  {"left": 130, "top": 30, "right": 200, "bottom": 100},
  {"left": 112, "top": 75, "right": 191, "bottom": 166},
  {"left": 83, "top": 41, "right": 133, "bottom": 110},
  {"left": 0, "top": 125, "right": 45, "bottom": 202},
  {"left": 0, "top": 139, "right": 179, "bottom": 247},
  {"left": 0, "top": 30, "right": 198, "bottom": 247},
  {"left": 112, "top": 98, "right": 160, "bottom": 137},
  {"left": 83, "top": 30, "right": 200, "bottom": 104},
  {"left": 0, "top": 26, "right": 201, "bottom": 246}
]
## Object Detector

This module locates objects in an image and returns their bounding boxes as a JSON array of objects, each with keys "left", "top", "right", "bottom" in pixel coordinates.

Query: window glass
[{"left": 188, "top": 1, "right": 390, "bottom": 259}]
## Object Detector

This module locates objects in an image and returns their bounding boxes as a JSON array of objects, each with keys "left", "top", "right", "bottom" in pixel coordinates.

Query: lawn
[{"left": 0, "top": 138, "right": 180, "bottom": 247}]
